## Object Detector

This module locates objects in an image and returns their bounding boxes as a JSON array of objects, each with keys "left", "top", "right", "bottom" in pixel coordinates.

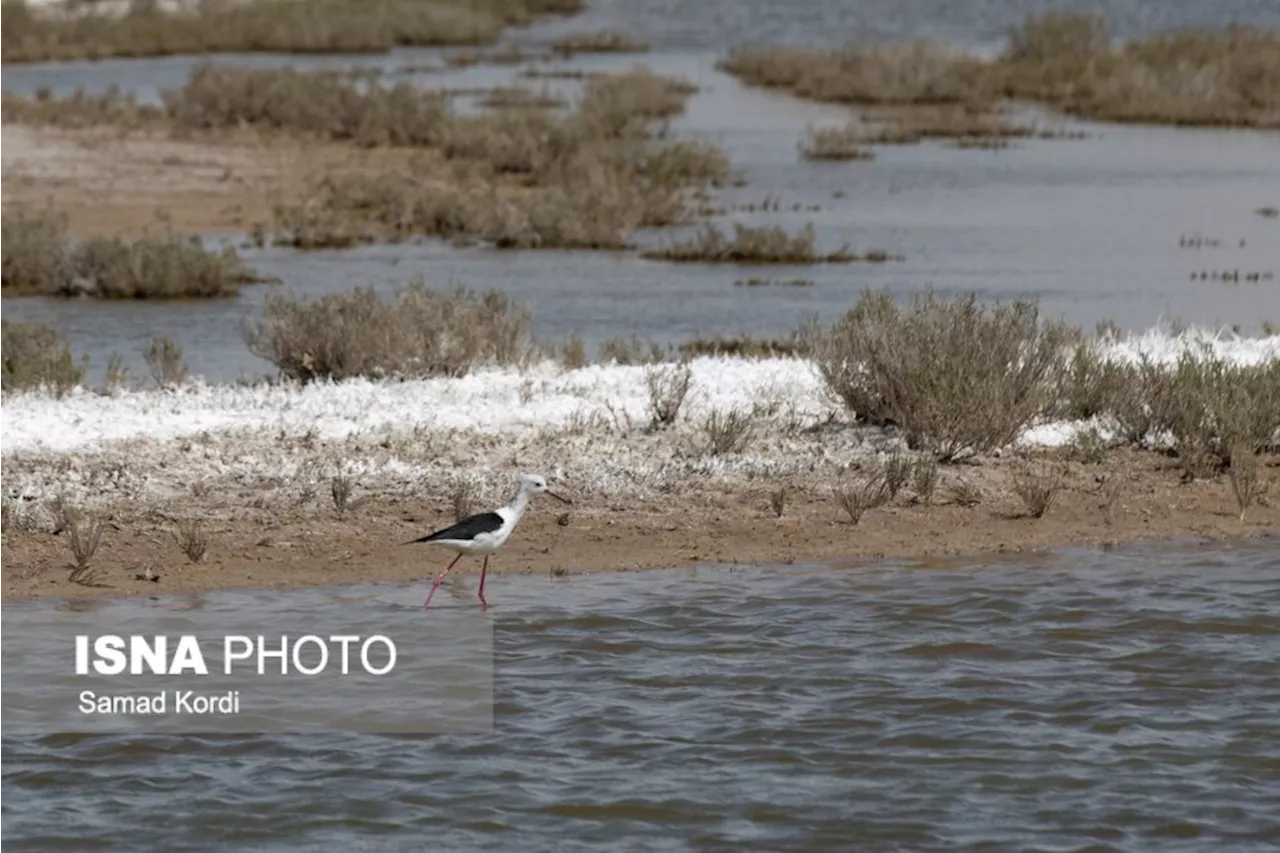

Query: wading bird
[{"left": 407, "top": 473, "right": 571, "bottom": 610}]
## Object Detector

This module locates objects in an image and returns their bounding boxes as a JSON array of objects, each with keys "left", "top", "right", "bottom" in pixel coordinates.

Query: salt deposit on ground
[{"left": 1, "top": 329, "right": 1276, "bottom": 512}]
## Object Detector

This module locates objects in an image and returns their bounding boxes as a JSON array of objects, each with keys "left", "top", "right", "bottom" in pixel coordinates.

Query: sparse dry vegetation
[
  {"left": 452, "top": 475, "right": 480, "bottom": 522},
  {"left": 2, "top": 0, "right": 584, "bottom": 64},
  {"left": 798, "top": 122, "right": 876, "bottom": 161},
  {"left": 1011, "top": 460, "right": 1065, "bottom": 518},
  {"left": 245, "top": 282, "right": 533, "bottom": 382},
  {"left": 645, "top": 361, "right": 694, "bottom": 429},
  {"left": 1, "top": 320, "right": 87, "bottom": 396},
  {"left": 144, "top": 333, "right": 188, "bottom": 389},
  {"left": 67, "top": 509, "right": 106, "bottom": 585},
  {"left": 703, "top": 407, "right": 755, "bottom": 456},
  {"left": 720, "top": 14, "right": 1280, "bottom": 129},
  {"left": 552, "top": 29, "right": 649, "bottom": 56},
  {"left": 644, "top": 223, "right": 859, "bottom": 264},
  {"left": 810, "top": 291, "right": 1075, "bottom": 461},
  {"left": 1, "top": 213, "right": 258, "bottom": 299},
  {"left": 172, "top": 518, "right": 208, "bottom": 564},
  {"left": 835, "top": 471, "right": 889, "bottom": 524},
  {"left": 1227, "top": 444, "right": 1266, "bottom": 522}
]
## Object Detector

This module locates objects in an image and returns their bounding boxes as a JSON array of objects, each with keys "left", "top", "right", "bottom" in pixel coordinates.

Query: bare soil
[
  {"left": 3, "top": 450, "right": 1276, "bottom": 603},
  {"left": 1, "top": 124, "right": 425, "bottom": 238}
]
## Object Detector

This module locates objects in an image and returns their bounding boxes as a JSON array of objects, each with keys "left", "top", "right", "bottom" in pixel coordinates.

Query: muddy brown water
[{"left": 3, "top": 540, "right": 1279, "bottom": 850}]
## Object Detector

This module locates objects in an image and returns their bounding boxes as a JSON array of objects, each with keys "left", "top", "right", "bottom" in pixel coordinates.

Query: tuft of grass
[
  {"left": 598, "top": 336, "right": 668, "bottom": 366},
  {"left": 1, "top": 320, "right": 87, "bottom": 396},
  {"left": 911, "top": 456, "right": 939, "bottom": 505},
  {"left": 882, "top": 452, "right": 911, "bottom": 501},
  {"left": 1067, "top": 426, "right": 1109, "bottom": 464},
  {"left": 798, "top": 122, "right": 876, "bottom": 161},
  {"left": 644, "top": 223, "right": 859, "bottom": 264},
  {"left": 949, "top": 478, "right": 983, "bottom": 507},
  {"left": 703, "top": 407, "right": 755, "bottom": 456},
  {"left": 835, "top": 472, "right": 889, "bottom": 524},
  {"left": 644, "top": 361, "right": 693, "bottom": 429},
  {"left": 552, "top": 30, "right": 649, "bottom": 56},
  {"left": 331, "top": 474, "right": 355, "bottom": 514},
  {"left": 244, "top": 282, "right": 533, "bottom": 383},
  {"left": 1227, "top": 444, "right": 1266, "bottom": 522},
  {"left": 66, "top": 509, "right": 107, "bottom": 585},
  {"left": 769, "top": 487, "right": 787, "bottom": 518},
  {"left": 809, "top": 290, "right": 1074, "bottom": 461},
  {"left": 144, "top": 333, "right": 188, "bottom": 389},
  {"left": 1011, "top": 460, "right": 1064, "bottom": 518},
  {"left": 1, "top": 211, "right": 72, "bottom": 294},
  {"left": 452, "top": 475, "right": 480, "bottom": 522},
  {"left": 172, "top": 518, "right": 208, "bottom": 564}
]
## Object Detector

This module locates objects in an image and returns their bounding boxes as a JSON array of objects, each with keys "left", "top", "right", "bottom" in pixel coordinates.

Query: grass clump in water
[
  {"left": 1, "top": 319, "right": 87, "bottom": 396},
  {"left": 809, "top": 290, "right": 1076, "bottom": 461},
  {"left": 551, "top": 30, "right": 649, "bottom": 56},
  {"left": 643, "top": 223, "right": 858, "bottom": 264},
  {"left": 2, "top": 0, "right": 584, "bottom": 64},
  {"left": 244, "top": 281, "right": 534, "bottom": 382},
  {"left": 798, "top": 122, "right": 876, "bottom": 161},
  {"left": 1, "top": 213, "right": 258, "bottom": 299},
  {"left": 720, "top": 14, "right": 1280, "bottom": 129}
]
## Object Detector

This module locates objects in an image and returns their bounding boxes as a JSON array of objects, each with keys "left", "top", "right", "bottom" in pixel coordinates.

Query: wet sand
[{"left": 3, "top": 449, "right": 1277, "bottom": 602}]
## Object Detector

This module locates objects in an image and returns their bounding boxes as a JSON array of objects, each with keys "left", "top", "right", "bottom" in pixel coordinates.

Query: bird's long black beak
[{"left": 547, "top": 490, "right": 572, "bottom": 504}]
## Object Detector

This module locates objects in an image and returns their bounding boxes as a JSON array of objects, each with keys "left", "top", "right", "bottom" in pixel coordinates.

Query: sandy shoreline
[
  {"left": 4, "top": 445, "right": 1277, "bottom": 603},
  {"left": 4, "top": 344, "right": 1279, "bottom": 602}
]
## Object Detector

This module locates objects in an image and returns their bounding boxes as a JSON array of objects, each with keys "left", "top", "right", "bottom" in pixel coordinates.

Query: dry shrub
[
  {"left": 2, "top": 213, "right": 255, "bottom": 299},
  {"left": 2, "top": 0, "right": 581, "bottom": 64},
  {"left": 1, "top": 211, "right": 72, "bottom": 295},
  {"left": 144, "top": 333, "right": 188, "bottom": 389},
  {"left": 552, "top": 30, "right": 649, "bottom": 55},
  {"left": 835, "top": 472, "right": 889, "bottom": 524},
  {"left": 644, "top": 223, "right": 856, "bottom": 264},
  {"left": 798, "top": 122, "right": 875, "bottom": 161},
  {"left": 644, "top": 362, "right": 693, "bottom": 429},
  {"left": 911, "top": 456, "right": 939, "bottom": 505},
  {"left": 1, "top": 86, "right": 163, "bottom": 129},
  {"left": 173, "top": 518, "right": 208, "bottom": 564},
  {"left": 451, "top": 475, "right": 480, "bottom": 522},
  {"left": 1, "top": 320, "right": 86, "bottom": 396},
  {"left": 949, "top": 478, "right": 983, "bottom": 507},
  {"left": 769, "top": 487, "right": 787, "bottom": 518},
  {"left": 1227, "top": 445, "right": 1266, "bottom": 522},
  {"left": 1011, "top": 460, "right": 1064, "bottom": 518},
  {"left": 703, "top": 407, "right": 755, "bottom": 456},
  {"left": 1148, "top": 355, "right": 1280, "bottom": 477},
  {"left": 810, "top": 291, "right": 1074, "bottom": 461},
  {"left": 721, "top": 14, "right": 1280, "bottom": 129},
  {"left": 882, "top": 452, "right": 911, "bottom": 501},
  {"left": 477, "top": 85, "right": 565, "bottom": 110},
  {"left": 720, "top": 41, "right": 989, "bottom": 106},
  {"left": 598, "top": 336, "right": 668, "bottom": 365},
  {"left": 677, "top": 334, "right": 804, "bottom": 360},
  {"left": 244, "top": 281, "right": 533, "bottom": 382},
  {"left": 166, "top": 65, "right": 450, "bottom": 146},
  {"left": 263, "top": 68, "right": 716, "bottom": 250},
  {"left": 66, "top": 509, "right": 106, "bottom": 585}
]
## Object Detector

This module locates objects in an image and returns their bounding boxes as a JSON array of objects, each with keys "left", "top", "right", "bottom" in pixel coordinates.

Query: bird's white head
[{"left": 518, "top": 473, "right": 571, "bottom": 504}]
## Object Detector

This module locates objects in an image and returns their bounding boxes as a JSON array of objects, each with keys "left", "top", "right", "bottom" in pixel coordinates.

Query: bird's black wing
[{"left": 406, "top": 512, "right": 504, "bottom": 545}]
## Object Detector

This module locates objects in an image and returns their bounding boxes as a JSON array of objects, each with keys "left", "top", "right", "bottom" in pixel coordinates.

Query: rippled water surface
[{"left": 4, "top": 540, "right": 1279, "bottom": 851}]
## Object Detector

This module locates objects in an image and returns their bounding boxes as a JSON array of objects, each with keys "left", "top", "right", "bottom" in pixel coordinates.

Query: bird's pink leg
[
  {"left": 423, "top": 553, "right": 464, "bottom": 610},
  {"left": 477, "top": 555, "right": 490, "bottom": 609}
]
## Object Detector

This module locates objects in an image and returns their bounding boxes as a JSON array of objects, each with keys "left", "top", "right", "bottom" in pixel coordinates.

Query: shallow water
[
  {"left": 4, "top": 2, "right": 1280, "bottom": 383},
  {"left": 3, "top": 539, "right": 1279, "bottom": 850}
]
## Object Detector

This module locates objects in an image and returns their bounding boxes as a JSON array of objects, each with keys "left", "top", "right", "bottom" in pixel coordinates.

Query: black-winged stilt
[{"left": 407, "top": 473, "right": 571, "bottom": 609}]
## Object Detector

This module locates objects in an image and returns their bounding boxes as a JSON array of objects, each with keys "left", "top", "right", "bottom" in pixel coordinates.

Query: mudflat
[{"left": 3, "top": 449, "right": 1276, "bottom": 603}]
